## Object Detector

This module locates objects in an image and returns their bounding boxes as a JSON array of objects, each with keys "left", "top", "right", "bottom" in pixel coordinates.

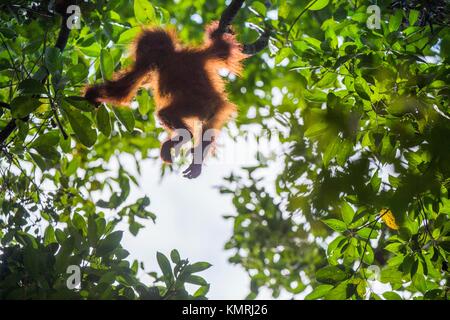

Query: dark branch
[
  {"left": 215, "top": 0, "right": 269, "bottom": 54},
  {"left": 287, "top": 0, "right": 317, "bottom": 40},
  {"left": 243, "top": 29, "right": 270, "bottom": 55},
  {"left": 0, "top": 101, "right": 10, "bottom": 110},
  {"left": 0, "top": 119, "right": 18, "bottom": 144},
  {"left": 52, "top": 106, "right": 68, "bottom": 139},
  {"left": 216, "top": 0, "right": 245, "bottom": 35},
  {"left": 55, "top": 12, "right": 71, "bottom": 51}
]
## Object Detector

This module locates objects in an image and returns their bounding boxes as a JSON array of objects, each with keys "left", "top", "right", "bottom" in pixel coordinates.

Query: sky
[
  {"left": 118, "top": 129, "right": 289, "bottom": 299},
  {"left": 121, "top": 159, "right": 251, "bottom": 299}
]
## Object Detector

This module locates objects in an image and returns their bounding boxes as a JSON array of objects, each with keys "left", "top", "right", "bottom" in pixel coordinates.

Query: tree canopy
[{"left": 0, "top": 0, "right": 449, "bottom": 300}]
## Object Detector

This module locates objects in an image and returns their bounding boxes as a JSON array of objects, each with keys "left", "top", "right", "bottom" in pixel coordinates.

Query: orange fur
[{"left": 84, "top": 21, "right": 248, "bottom": 178}]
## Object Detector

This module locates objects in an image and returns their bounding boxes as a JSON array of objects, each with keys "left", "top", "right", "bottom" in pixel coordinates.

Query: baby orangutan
[{"left": 84, "top": 21, "right": 247, "bottom": 178}]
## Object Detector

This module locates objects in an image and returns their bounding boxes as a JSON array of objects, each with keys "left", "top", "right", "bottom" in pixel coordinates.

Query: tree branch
[
  {"left": 0, "top": 101, "right": 10, "bottom": 110},
  {"left": 216, "top": 0, "right": 246, "bottom": 35},
  {"left": 0, "top": 119, "right": 18, "bottom": 144},
  {"left": 55, "top": 12, "right": 71, "bottom": 51},
  {"left": 215, "top": 0, "right": 269, "bottom": 55},
  {"left": 243, "top": 29, "right": 270, "bottom": 55}
]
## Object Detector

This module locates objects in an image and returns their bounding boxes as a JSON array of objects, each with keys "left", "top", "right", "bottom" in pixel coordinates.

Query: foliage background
[{"left": 0, "top": 0, "right": 449, "bottom": 299}]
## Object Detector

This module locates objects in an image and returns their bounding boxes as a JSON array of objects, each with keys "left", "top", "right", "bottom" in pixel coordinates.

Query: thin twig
[
  {"left": 286, "top": 0, "right": 319, "bottom": 41},
  {"left": 47, "top": 81, "right": 68, "bottom": 140},
  {"left": 0, "top": 35, "right": 21, "bottom": 82},
  {"left": 355, "top": 209, "right": 391, "bottom": 274}
]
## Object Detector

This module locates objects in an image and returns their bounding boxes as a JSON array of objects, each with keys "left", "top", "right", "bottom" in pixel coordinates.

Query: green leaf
[
  {"left": 370, "top": 170, "right": 381, "bottom": 192},
  {"left": 44, "top": 47, "right": 62, "bottom": 75},
  {"left": 362, "top": 245, "right": 374, "bottom": 264},
  {"left": 44, "top": 225, "right": 56, "bottom": 246},
  {"left": 316, "top": 71, "right": 337, "bottom": 87},
  {"left": 380, "top": 134, "right": 393, "bottom": 158},
  {"left": 30, "top": 130, "right": 61, "bottom": 159},
  {"left": 194, "top": 284, "right": 210, "bottom": 297},
  {"left": 304, "top": 122, "right": 328, "bottom": 138},
  {"left": 354, "top": 77, "right": 371, "bottom": 101},
  {"left": 305, "top": 284, "right": 334, "bottom": 300},
  {"left": 55, "top": 229, "right": 66, "bottom": 244},
  {"left": 389, "top": 10, "right": 403, "bottom": 33},
  {"left": 356, "top": 228, "right": 378, "bottom": 239},
  {"left": 78, "top": 43, "right": 101, "bottom": 57},
  {"left": 29, "top": 152, "right": 49, "bottom": 171},
  {"left": 17, "top": 79, "right": 46, "bottom": 95},
  {"left": 186, "top": 275, "right": 208, "bottom": 286},
  {"left": 327, "top": 235, "right": 346, "bottom": 256},
  {"left": 97, "top": 231, "right": 123, "bottom": 256},
  {"left": 129, "top": 221, "right": 144, "bottom": 236},
  {"left": 72, "top": 212, "right": 86, "bottom": 233},
  {"left": 424, "top": 289, "right": 444, "bottom": 300},
  {"left": 322, "top": 219, "right": 347, "bottom": 232},
  {"left": 250, "top": 1, "right": 267, "bottom": 16},
  {"left": 137, "top": 89, "right": 151, "bottom": 115},
  {"left": 409, "top": 10, "right": 420, "bottom": 26},
  {"left": 380, "top": 267, "right": 403, "bottom": 285},
  {"left": 186, "top": 262, "right": 212, "bottom": 274},
  {"left": 322, "top": 137, "right": 339, "bottom": 167},
  {"left": 67, "top": 63, "right": 89, "bottom": 83},
  {"left": 65, "top": 96, "right": 95, "bottom": 112},
  {"left": 100, "top": 49, "right": 114, "bottom": 81},
  {"left": 62, "top": 103, "right": 97, "bottom": 147},
  {"left": 0, "top": 28, "right": 16, "bottom": 39},
  {"left": 316, "top": 265, "right": 352, "bottom": 284},
  {"left": 383, "top": 292, "right": 402, "bottom": 300},
  {"left": 23, "top": 246, "right": 40, "bottom": 277},
  {"left": 99, "top": 272, "right": 116, "bottom": 285},
  {"left": 356, "top": 279, "right": 367, "bottom": 298},
  {"left": 324, "top": 282, "right": 350, "bottom": 300},
  {"left": 10, "top": 96, "right": 41, "bottom": 118},
  {"left": 134, "top": 0, "right": 156, "bottom": 24},
  {"left": 384, "top": 242, "right": 403, "bottom": 254},
  {"left": 113, "top": 106, "right": 135, "bottom": 132},
  {"left": 412, "top": 273, "right": 427, "bottom": 293},
  {"left": 170, "top": 249, "right": 181, "bottom": 264},
  {"left": 307, "top": 0, "right": 329, "bottom": 11},
  {"left": 16, "top": 120, "right": 29, "bottom": 141},
  {"left": 32, "top": 146, "right": 60, "bottom": 160},
  {"left": 341, "top": 202, "right": 355, "bottom": 225},
  {"left": 118, "top": 27, "right": 141, "bottom": 44},
  {"left": 96, "top": 105, "right": 112, "bottom": 137},
  {"left": 157, "top": 252, "right": 174, "bottom": 285},
  {"left": 31, "top": 130, "right": 60, "bottom": 149},
  {"left": 130, "top": 259, "right": 138, "bottom": 273},
  {"left": 87, "top": 215, "right": 98, "bottom": 247},
  {"left": 336, "top": 140, "right": 353, "bottom": 166}
]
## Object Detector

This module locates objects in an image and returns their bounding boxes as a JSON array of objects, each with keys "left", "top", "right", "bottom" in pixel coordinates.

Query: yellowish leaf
[{"left": 379, "top": 209, "right": 399, "bottom": 230}]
